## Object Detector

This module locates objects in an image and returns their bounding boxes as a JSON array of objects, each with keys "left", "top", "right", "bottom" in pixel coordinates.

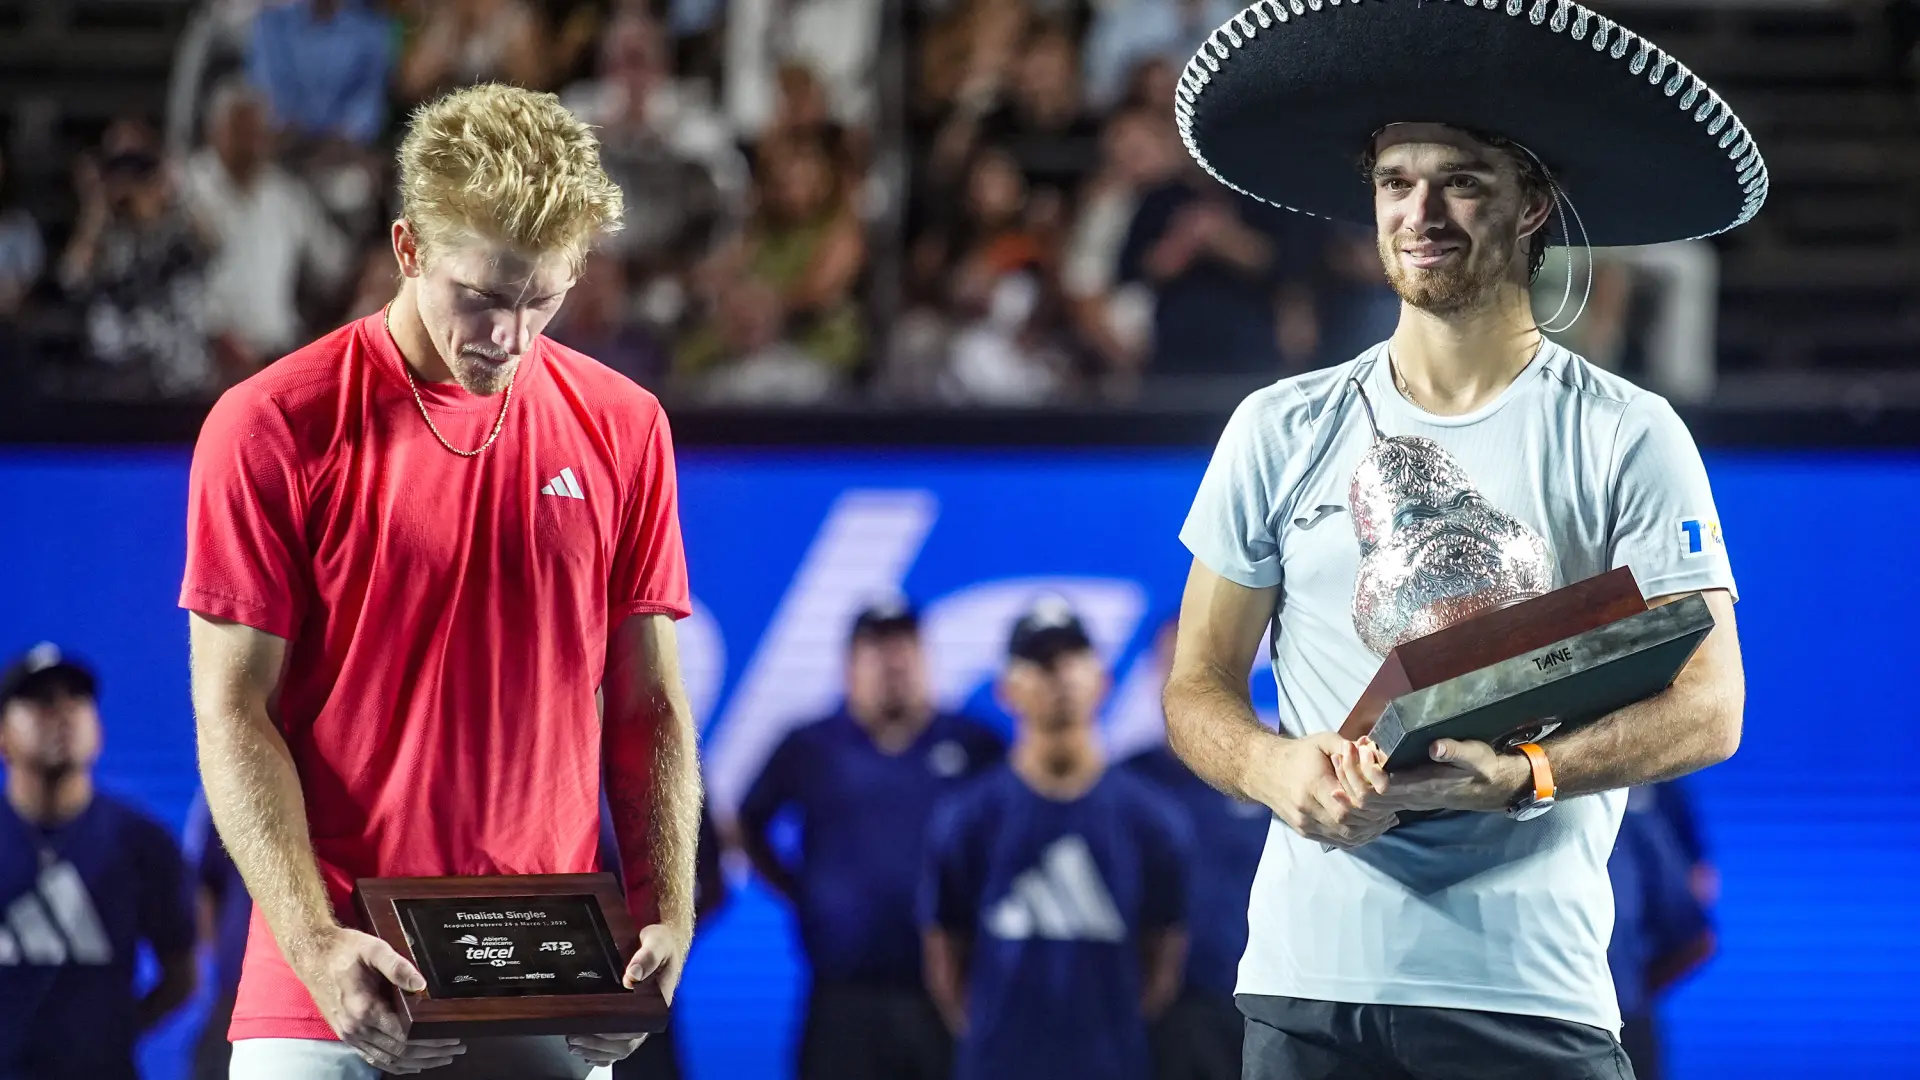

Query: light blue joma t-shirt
[{"left": 1180, "top": 342, "right": 1737, "bottom": 1034}]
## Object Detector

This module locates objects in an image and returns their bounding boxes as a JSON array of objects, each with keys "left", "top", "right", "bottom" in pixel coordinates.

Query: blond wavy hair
[{"left": 397, "top": 84, "right": 624, "bottom": 271}]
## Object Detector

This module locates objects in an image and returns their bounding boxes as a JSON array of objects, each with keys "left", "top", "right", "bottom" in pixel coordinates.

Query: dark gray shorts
[
  {"left": 1152, "top": 990, "right": 1245, "bottom": 1080},
  {"left": 1238, "top": 994, "right": 1636, "bottom": 1080}
]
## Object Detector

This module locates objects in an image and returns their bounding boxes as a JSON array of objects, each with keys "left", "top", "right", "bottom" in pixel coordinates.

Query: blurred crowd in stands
[{"left": 23, "top": 0, "right": 1907, "bottom": 409}]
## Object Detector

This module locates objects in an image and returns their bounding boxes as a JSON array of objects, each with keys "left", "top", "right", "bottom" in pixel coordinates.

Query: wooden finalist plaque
[{"left": 353, "top": 873, "right": 669, "bottom": 1040}]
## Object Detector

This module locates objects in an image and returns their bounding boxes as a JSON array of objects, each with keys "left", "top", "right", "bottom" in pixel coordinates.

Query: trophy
[
  {"left": 353, "top": 874, "right": 668, "bottom": 1038},
  {"left": 1334, "top": 384, "right": 1716, "bottom": 777}
]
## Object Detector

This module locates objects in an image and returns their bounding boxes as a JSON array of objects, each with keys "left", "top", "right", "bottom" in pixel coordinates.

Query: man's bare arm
[
  {"left": 1163, "top": 560, "right": 1397, "bottom": 848},
  {"left": 923, "top": 928, "right": 970, "bottom": 1035},
  {"left": 188, "top": 614, "right": 335, "bottom": 960},
  {"left": 1137, "top": 928, "right": 1187, "bottom": 1020},
  {"left": 189, "top": 614, "right": 458, "bottom": 1073},
  {"left": 136, "top": 948, "right": 197, "bottom": 1032},
  {"left": 603, "top": 613, "right": 702, "bottom": 993},
  {"left": 1543, "top": 589, "right": 1744, "bottom": 796},
  {"left": 1161, "top": 561, "right": 1285, "bottom": 803},
  {"left": 736, "top": 809, "right": 800, "bottom": 906}
]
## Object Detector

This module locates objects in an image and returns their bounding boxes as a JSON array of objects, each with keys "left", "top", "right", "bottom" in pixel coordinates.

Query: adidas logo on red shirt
[{"left": 541, "top": 467, "right": 585, "bottom": 500}]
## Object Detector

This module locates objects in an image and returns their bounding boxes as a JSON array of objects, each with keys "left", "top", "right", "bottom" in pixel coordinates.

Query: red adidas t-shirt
[{"left": 179, "top": 314, "right": 691, "bottom": 1041}]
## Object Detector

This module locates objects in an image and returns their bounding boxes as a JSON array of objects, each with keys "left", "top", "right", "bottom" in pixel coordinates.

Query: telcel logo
[{"left": 466, "top": 945, "right": 515, "bottom": 967}]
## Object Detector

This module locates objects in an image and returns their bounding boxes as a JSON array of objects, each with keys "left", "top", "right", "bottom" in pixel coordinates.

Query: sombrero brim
[{"left": 1174, "top": 0, "right": 1768, "bottom": 247}]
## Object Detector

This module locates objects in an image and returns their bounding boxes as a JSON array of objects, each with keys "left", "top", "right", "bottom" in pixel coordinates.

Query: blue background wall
[{"left": 0, "top": 448, "right": 1915, "bottom": 1078}]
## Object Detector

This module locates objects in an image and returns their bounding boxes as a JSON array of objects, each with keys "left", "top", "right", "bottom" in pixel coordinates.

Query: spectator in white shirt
[
  {"left": 723, "top": 0, "right": 882, "bottom": 139},
  {"left": 1083, "top": 0, "right": 1239, "bottom": 112},
  {"left": 181, "top": 79, "right": 352, "bottom": 369}
]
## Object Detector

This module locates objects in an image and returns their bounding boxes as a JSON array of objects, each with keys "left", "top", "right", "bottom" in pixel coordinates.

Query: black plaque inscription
[{"left": 396, "top": 894, "right": 628, "bottom": 999}]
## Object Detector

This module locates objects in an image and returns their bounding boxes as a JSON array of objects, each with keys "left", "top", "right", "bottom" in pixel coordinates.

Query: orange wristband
[{"left": 1515, "top": 741, "right": 1555, "bottom": 803}]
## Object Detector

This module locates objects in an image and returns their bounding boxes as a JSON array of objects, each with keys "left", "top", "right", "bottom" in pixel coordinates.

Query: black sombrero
[{"left": 1174, "top": 0, "right": 1768, "bottom": 247}]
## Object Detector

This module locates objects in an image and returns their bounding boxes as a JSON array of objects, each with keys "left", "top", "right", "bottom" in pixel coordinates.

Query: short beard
[
  {"left": 1379, "top": 229, "right": 1519, "bottom": 316},
  {"left": 450, "top": 351, "right": 517, "bottom": 396},
  {"left": 871, "top": 697, "right": 912, "bottom": 726},
  {"left": 1029, "top": 707, "right": 1083, "bottom": 740}
]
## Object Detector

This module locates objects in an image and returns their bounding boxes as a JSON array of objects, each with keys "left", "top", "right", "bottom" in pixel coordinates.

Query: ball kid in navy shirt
[
  {"left": 0, "top": 646, "right": 197, "bottom": 1080},
  {"left": 920, "top": 600, "right": 1191, "bottom": 1080}
]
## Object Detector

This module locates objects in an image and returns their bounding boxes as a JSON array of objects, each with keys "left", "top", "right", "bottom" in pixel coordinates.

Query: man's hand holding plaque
[
  {"left": 1329, "top": 735, "right": 1533, "bottom": 816},
  {"left": 1249, "top": 732, "right": 1400, "bottom": 850},
  {"left": 284, "top": 924, "right": 467, "bottom": 1075},
  {"left": 562, "top": 922, "right": 690, "bottom": 1067}
]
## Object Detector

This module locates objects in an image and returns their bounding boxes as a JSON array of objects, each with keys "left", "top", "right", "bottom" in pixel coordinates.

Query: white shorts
[{"left": 228, "top": 1035, "right": 614, "bottom": 1080}]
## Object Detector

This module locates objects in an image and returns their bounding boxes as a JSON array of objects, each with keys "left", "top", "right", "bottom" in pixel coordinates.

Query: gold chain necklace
[
  {"left": 384, "top": 303, "right": 516, "bottom": 458},
  {"left": 1387, "top": 336, "right": 1545, "bottom": 411}
]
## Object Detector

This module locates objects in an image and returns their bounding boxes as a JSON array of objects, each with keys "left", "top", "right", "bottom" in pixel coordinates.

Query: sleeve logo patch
[{"left": 1678, "top": 518, "right": 1723, "bottom": 558}]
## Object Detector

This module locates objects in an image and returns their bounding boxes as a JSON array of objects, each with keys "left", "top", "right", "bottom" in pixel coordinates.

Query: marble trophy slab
[{"left": 1338, "top": 569, "right": 1716, "bottom": 771}]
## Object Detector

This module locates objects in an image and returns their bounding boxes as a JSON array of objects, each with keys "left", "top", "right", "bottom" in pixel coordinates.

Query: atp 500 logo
[{"left": 539, "top": 941, "right": 576, "bottom": 955}]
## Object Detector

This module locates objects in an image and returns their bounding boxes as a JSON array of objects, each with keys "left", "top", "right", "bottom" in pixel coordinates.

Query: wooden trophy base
[{"left": 1339, "top": 567, "right": 1715, "bottom": 772}]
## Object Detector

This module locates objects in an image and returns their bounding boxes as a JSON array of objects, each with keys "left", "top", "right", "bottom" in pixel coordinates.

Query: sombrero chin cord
[{"left": 1523, "top": 148, "right": 1594, "bottom": 335}]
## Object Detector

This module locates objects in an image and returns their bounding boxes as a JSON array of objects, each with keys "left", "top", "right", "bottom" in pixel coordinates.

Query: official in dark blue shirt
[
  {"left": 740, "top": 601, "right": 1006, "bottom": 1080},
  {"left": 1122, "top": 620, "right": 1268, "bottom": 1080},
  {"left": 0, "top": 645, "right": 197, "bottom": 1080},
  {"left": 921, "top": 600, "right": 1191, "bottom": 1080},
  {"left": 1609, "top": 783, "right": 1716, "bottom": 1080}
]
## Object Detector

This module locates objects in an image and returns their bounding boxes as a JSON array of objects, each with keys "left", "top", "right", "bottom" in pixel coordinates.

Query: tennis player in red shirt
[{"left": 181, "top": 84, "right": 701, "bottom": 1079}]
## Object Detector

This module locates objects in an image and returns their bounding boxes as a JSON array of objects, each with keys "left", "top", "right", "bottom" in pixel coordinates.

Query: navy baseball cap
[
  {"left": 0, "top": 643, "right": 98, "bottom": 709},
  {"left": 1007, "top": 597, "right": 1094, "bottom": 666},
  {"left": 850, "top": 597, "right": 920, "bottom": 641}
]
